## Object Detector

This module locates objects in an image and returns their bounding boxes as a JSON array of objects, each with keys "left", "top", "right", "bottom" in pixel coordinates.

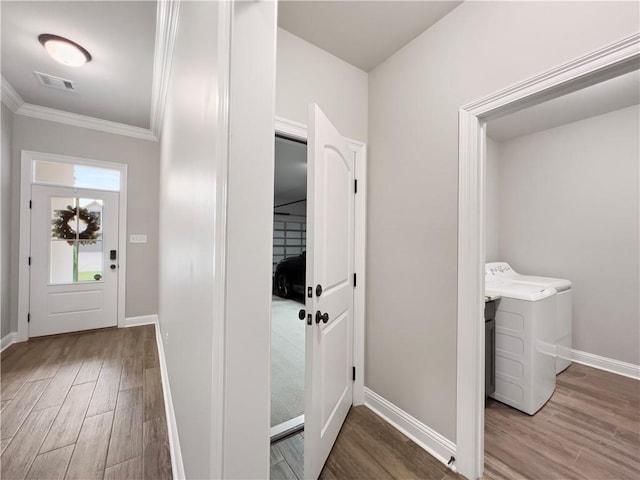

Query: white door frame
[
  {"left": 17, "top": 150, "right": 128, "bottom": 341},
  {"left": 455, "top": 33, "right": 640, "bottom": 480},
  {"left": 274, "top": 115, "right": 367, "bottom": 407}
]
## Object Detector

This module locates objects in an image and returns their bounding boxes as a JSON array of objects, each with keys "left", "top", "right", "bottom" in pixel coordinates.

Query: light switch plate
[{"left": 129, "top": 234, "right": 147, "bottom": 244}]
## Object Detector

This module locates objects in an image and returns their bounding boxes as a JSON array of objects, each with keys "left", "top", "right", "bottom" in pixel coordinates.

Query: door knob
[
  {"left": 298, "top": 309, "right": 306, "bottom": 320},
  {"left": 110, "top": 264, "right": 117, "bottom": 270},
  {"left": 315, "top": 311, "right": 329, "bottom": 324}
]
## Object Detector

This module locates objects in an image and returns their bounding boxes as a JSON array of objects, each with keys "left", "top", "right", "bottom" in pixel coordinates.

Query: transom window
[{"left": 33, "top": 160, "right": 120, "bottom": 191}]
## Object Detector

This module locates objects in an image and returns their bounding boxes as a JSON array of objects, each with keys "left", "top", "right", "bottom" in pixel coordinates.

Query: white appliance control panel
[{"left": 486, "top": 262, "right": 513, "bottom": 277}]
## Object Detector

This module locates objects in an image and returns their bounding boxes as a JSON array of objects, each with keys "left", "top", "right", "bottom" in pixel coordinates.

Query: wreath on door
[{"left": 52, "top": 205, "right": 101, "bottom": 245}]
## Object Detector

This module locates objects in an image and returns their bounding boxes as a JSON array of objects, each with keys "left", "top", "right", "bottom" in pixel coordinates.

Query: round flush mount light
[{"left": 38, "top": 34, "right": 92, "bottom": 67}]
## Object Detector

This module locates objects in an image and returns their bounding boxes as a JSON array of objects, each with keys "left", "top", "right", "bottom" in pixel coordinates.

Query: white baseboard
[
  {"left": 570, "top": 349, "right": 640, "bottom": 380},
  {"left": 364, "top": 388, "right": 456, "bottom": 470},
  {"left": 1, "top": 332, "right": 17, "bottom": 352},
  {"left": 122, "top": 314, "right": 159, "bottom": 328},
  {"left": 132, "top": 315, "right": 185, "bottom": 479}
]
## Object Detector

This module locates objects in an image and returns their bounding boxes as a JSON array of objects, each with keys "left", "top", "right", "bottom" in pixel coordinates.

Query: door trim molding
[
  {"left": 18, "top": 150, "right": 128, "bottom": 341},
  {"left": 210, "top": 1, "right": 232, "bottom": 477},
  {"left": 274, "top": 116, "right": 367, "bottom": 407},
  {"left": 456, "top": 33, "right": 639, "bottom": 480}
]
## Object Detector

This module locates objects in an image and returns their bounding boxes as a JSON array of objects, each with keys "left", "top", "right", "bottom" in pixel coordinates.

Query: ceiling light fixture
[{"left": 38, "top": 34, "right": 92, "bottom": 67}]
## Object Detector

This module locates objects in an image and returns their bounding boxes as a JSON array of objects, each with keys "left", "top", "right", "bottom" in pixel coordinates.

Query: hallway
[{"left": 0, "top": 325, "right": 171, "bottom": 480}]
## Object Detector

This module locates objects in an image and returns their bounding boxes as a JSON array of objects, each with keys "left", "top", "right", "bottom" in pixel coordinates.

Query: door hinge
[
  {"left": 29, "top": 200, "right": 32, "bottom": 209},
  {"left": 352, "top": 366, "right": 356, "bottom": 381},
  {"left": 353, "top": 273, "right": 357, "bottom": 287},
  {"left": 27, "top": 313, "right": 30, "bottom": 323},
  {"left": 354, "top": 179, "right": 358, "bottom": 194},
  {"left": 28, "top": 256, "right": 31, "bottom": 266}
]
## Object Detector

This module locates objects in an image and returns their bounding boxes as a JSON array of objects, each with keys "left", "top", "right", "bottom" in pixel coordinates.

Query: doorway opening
[
  {"left": 18, "top": 151, "right": 128, "bottom": 341},
  {"left": 482, "top": 68, "right": 639, "bottom": 478},
  {"left": 456, "top": 34, "right": 639, "bottom": 480},
  {"left": 271, "top": 133, "right": 308, "bottom": 441},
  {"left": 270, "top": 112, "right": 367, "bottom": 479}
]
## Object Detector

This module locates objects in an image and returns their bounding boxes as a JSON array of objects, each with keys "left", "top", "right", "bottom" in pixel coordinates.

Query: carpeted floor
[{"left": 271, "top": 296, "right": 305, "bottom": 427}]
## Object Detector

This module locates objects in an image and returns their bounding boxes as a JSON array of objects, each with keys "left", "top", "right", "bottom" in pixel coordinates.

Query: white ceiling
[
  {"left": 278, "top": 1, "right": 463, "bottom": 72},
  {"left": 1, "top": 1, "right": 156, "bottom": 129},
  {"left": 275, "top": 136, "right": 307, "bottom": 216},
  {"left": 488, "top": 70, "right": 640, "bottom": 142},
  {"left": 1, "top": 1, "right": 463, "bottom": 129}
]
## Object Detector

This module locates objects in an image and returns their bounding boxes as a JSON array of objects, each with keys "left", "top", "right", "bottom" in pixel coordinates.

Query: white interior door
[
  {"left": 304, "top": 104, "right": 355, "bottom": 478},
  {"left": 30, "top": 185, "right": 119, "bottom": 337}
]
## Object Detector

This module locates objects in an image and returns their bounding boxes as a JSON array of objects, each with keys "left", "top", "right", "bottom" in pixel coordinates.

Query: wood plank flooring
[
  {"left": 0, "top": 325, "right": 172, "bottom": 480},
  {"left": 270, "top": 407, "right": 460, "bottom": 480},
  {"left": 484, "top": 363, "right": 640, "bottom": 480},
  {"left": 271, "top": 364, "right": 639, "bottom": 480}
]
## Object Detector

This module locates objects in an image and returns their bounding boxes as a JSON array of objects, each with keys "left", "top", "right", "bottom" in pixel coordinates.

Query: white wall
[
  {"left": 493, "top": 105, "right": 639, "bottom": 365},
  {"left": 157, "top": 1, "right": 221, "bottom": 477},
  {"left": 485, "top": 137, "right": 500, "bottom": 262},
  {"left": 9, "top": 115, "right": 159, "bottom": 334},
  {"left": 276, "top": 28, "right": 368, "bottom": 142},
  {"left": 1, "top": 103, "right": 13, "bottom": 339},
  {"left": 367, "top": 1, "right": 639, "bottom": 443},
  {"left": 223, "top": 2, "right": 276, "bottom": 477},
  {"left": 158, "top": 2, "right": 276, "bottom": 478}
]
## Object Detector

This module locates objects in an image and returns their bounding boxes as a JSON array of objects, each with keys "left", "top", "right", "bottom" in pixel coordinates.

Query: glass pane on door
[
  {"left": 78, "top": 241, "right": 104, "bottom": 282},
  {"left": 51, "top": 197, "right": 77, "bottom": 241},
  {"left": 49, "top": 196, "right": 105, "bottom": 284},
  {"left": 79, "top": 198, "right": 103, "bottom": 241},
  {"left": 50, "top": 240, "right": 75, "bottom": 284}
]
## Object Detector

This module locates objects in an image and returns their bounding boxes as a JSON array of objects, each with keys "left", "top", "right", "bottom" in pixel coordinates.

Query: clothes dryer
[{"left": 487, "top": 262, "right": 572, "bottom": 374}]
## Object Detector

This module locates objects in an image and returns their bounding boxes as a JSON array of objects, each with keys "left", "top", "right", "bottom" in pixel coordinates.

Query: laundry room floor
[{"left": 484, "top": 363, "right": 640, "bottom": 479}]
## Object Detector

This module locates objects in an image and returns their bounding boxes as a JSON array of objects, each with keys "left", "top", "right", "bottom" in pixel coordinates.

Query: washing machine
[
  {"left": 485, "top": 278, "right": 557, "bottom": 415},
  {"left": 486, "top": 262, "right": 572, "bottom": 373}
]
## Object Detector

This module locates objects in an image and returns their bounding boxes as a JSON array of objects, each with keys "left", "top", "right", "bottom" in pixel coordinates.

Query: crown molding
[
  {"left": 2, "top": 75, "right": 156, "bottom": 141},
  {"left": 150, "top": 0, "right": 181, "bottom": 138},
  {"left": 1, "top": 1, "right": 180, "bottom": 141},
  {"left": 1, "top": 76, "right": 25, "bottom": 112},
  {"left": 16, "top": 103, "right": 158, "bottom": 141}
]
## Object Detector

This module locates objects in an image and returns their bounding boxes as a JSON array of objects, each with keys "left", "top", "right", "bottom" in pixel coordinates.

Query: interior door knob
[{"left": 315, "top": 311, "right": 329, "bottom": 324}]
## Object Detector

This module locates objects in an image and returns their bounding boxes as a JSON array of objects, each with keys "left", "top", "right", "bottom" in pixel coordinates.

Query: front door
[
  {"left": 304, "top": 104, "right": 355, "bottom": 478},
  {"left": 29, "top": 185, "right": 119, "bottom": 337}
]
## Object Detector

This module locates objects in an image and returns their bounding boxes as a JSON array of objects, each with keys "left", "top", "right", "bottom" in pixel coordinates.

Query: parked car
[{"left": 274, "top": 252, "right": 306, "bottom": 298}]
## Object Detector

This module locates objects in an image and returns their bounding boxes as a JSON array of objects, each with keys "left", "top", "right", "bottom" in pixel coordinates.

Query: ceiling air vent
[{"left": 33, "top": 71, "right": 76, "bottom": 92}]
